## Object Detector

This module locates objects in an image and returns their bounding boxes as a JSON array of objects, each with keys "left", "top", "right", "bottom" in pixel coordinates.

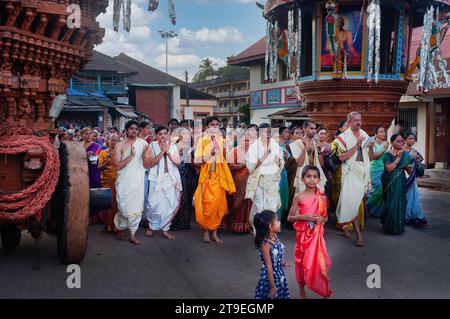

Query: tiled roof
[
  {"left": 84, "top": 50, "right": 138, "bottom": 74},
  {"left": 113, "top": 53, "right": 184, "bottom": 85},
  {"left": 228, "top": 37, "right": 266, "bottom": 66}
]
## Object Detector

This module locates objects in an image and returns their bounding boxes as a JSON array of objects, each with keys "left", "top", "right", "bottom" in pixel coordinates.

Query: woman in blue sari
[
  {"left": 381, "top": 134, "right": 415, "bottom": 235},
  {"left": 403, "top": 131, "right": 427, "bottom": 227},
  {"left": 277, "top": 126, "right": 292, "bottom": 224},
  {"left": 366, "top": 126, "right": 388, "bottom": 218}
]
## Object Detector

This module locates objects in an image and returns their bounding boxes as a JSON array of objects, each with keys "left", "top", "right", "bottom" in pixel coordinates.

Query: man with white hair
[{"left": 335, "top": 112, "right": 370, "bottom": 247}]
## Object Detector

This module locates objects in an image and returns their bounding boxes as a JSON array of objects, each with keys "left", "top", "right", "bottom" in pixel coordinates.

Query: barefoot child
[
  {"left": 288, "top": 165, "right": 332, "bottom": 299},
  {"left": 254, "top": 210, "right": 290, "bottom": 299}
]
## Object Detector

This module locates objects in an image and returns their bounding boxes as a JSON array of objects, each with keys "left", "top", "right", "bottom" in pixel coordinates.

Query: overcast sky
[{"left": 95, "top": 0, "right": 266, "bottom": 80}]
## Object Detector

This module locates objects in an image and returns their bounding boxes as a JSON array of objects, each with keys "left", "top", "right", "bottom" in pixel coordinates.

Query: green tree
[
  {"left": 239, "top": 103, "right": 250, "bottom": 124},
  {"left": 215, "top": 65, "right": 249, "bottom": 77},
  {"left": 192, "top": 58, "right": 217, "bottom": 82}
]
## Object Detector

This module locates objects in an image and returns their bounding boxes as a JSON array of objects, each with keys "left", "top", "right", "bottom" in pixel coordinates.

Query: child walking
[
  {"left": 288, "top": 165, "right": 332, "bottom": 299},
  {"left": 254, "top": 210, "right": 290, "bottom": 299}
]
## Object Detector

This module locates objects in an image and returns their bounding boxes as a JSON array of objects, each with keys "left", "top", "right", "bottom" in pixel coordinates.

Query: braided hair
[{"left": 254, "top": 210, "right": 276, "bottom": 248}]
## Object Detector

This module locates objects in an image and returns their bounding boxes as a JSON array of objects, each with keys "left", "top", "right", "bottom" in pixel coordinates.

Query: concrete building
[
  {"left": 190, "top": 73, "right": 250, "bottom": 124},
  {"left": 228, "top": 37, "right": 303, "bottom": 125},
  {"left": 64, "top": 51, "right": 139, "bottom": 130},
  {"left": 113, "top": 53, "right": 216, "bottom": 123},
  {"left": 58, "top": 92, "right": 139, "bottom": 131},
  {"left": 68, "top": 51, "right": 217, "bottom": 126}
]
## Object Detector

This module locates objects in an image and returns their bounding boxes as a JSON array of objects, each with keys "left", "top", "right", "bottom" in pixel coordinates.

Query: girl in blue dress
[{"left": 254, "top": 210, "right": 290, "bottom": 299}]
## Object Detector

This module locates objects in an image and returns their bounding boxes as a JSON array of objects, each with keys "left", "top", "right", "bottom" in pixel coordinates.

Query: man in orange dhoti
[
  {"left": 194, "top": 116, "right": 236, "bottom": 244},
  {"left": 98, "top": 133, "right": 119, "bottom": 232},
  {"left": 288, "top": 165, "right": 332, "bottom": 299}
]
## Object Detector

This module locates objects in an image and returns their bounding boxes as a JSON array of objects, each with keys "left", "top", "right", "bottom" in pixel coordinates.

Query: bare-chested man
[
  {"left": 289, "top": 121, "right": 327, "bottom": 193},
  {"left": 335, "top": 112, "right": 370, "bottom": 247},
  {"left": 114, "top": 120, "right": 149, "bottom": 245}
]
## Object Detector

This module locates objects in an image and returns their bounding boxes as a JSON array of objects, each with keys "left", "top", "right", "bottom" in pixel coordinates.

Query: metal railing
[
  {"left": 212, "top": 90, "right": 250, "bottom": 98},
  {"left": 214, "top": 106, "right": 240, "bottom": 113},
  {"left": 190, "top": 73, "right": 250, "bottom": 88},
  {"left": 70, "top": 80, "right": 127, "bottom": 95}
]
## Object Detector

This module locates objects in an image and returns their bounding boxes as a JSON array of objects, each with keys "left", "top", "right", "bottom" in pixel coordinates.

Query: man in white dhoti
[
  {"left": 145, "top": 125, "right": 182, "bottom": 240},
  {"left": 114, "top": 120, "right": 149, "bottom": 245},
  {"left": 140, "top": 121, "right": 153, "bottom": 228},
  {"left": 289, "top": 120, "right": 327, "bottom": 193},
  {"left": 335, "top": 112, "right": 371, "bottom": 247},
  {"left": 245, "top": 123, "right": 284, "bottom": 234}
]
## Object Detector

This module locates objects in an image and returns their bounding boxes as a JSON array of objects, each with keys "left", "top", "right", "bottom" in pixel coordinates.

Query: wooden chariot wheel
[{"left": 51, "top": 141, "right": 90, "bottom": 264}]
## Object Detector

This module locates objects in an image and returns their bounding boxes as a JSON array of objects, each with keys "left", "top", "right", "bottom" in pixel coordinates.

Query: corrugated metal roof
[
  {"left": 113, "top": 107, "right": 140, "bottom": 118},
  {"left": 65, "top": 95, "right": 115, "bottom": 108}
]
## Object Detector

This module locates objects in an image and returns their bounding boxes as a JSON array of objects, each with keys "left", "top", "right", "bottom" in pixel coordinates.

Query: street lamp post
[{"left": 158, "top": 30, "right": 178, "bottom": 74}]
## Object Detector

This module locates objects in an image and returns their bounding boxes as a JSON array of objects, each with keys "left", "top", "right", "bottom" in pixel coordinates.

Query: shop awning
[
  {"left": 264, "top": 106, "right": 309, "bottom": 120},
  {"left": 113, "top": 107, "right": 140, "bottom": 118}
]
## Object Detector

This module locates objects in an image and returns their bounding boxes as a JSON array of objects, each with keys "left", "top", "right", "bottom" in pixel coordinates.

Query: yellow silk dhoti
[
  {"left": 194, "top": 135, "right": 236, "bottom": 231},
  {"left": 195, "top": 172, "right": 228, "bottom": 231}
]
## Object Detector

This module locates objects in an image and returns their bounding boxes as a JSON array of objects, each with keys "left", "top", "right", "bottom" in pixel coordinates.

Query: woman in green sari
[
  {"left": 381, "top": 134, "right": 415, "bottom": 235},
  {"left": 277, "top": 126, "right": 292, "bottom": 224}
]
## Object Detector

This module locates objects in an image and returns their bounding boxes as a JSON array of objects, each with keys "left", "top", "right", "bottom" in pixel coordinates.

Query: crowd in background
[
  {"left": 56, "top": 114, "right": 427, "bottom": 236},
  {"left": 55, "top": 113, "right": 428, "bottom": 299}
]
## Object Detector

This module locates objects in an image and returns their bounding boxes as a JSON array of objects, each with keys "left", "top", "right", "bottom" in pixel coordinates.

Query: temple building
[
  {"left": 228, "top": 37, "right": 304, "bottom": 125},
  {"left": 190, "top": 72, "right": 250, "bottom": 124}
]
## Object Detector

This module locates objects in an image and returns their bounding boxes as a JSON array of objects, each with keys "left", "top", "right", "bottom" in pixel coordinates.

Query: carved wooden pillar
[
  {"left": 5, "top": 2, "right": 21, "bottom": 27},
  {"left": 49, "top": 15, "right": 66, "bottom": 40},
  {"left": 22, "top": 8, "right": 37, "bottom": 32},
  {"left": 6, "top": 97, "right": 16, "bottom": 123},
  {"left": 35, "top": 14, "right": 49, "bottom": 37},
  {"left": 35, "top": 99, "right": 45, "bottom": 121},
  {"left": 61, "top": 28, "right": 76, "bottom": 43},
  {"left": 0, "top": 98, "right": 6, "bottom": 122},
  {"left": 72, "top": 28, "right": 87, "bottom": 46}
]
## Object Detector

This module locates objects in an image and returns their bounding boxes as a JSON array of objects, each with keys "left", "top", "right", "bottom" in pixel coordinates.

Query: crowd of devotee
[{"left": 55, "top": 112, "right": 427, "bottom": 299}]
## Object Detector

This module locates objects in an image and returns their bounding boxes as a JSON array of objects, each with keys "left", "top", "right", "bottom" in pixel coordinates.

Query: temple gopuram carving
[
  {"left": 0, "top": 0, "right": 107, "bottom": 129},
  {"left": 0, "top": 0, "right": 108, "bottom": 264},
  {"left": 262, "top": 0, "right": 450, "bottom": 132}
]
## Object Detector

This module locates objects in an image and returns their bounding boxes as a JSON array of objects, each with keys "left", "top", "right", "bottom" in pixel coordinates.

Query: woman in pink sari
[
  {"left": 288, "top": 165, "right": 332, "bottom": 299},
  {"left": 227, "top": 133, "right": 253, "bottom": 233}
]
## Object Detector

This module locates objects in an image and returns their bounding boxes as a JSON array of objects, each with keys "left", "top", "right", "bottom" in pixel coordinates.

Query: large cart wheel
[
  {"left": 0, "top": 225, "right": 21, "bottom": 249},
  {"left": 51, "top": 141, "right": 89, "bottom": 264}
]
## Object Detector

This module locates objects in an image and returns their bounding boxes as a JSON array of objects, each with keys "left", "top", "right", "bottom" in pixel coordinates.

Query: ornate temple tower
[
  {"left": 263, "top": 0, "right": 450, "bottom": 132},
  {"left": 0, "top": 0, "right": 108, "bottom": 129}
]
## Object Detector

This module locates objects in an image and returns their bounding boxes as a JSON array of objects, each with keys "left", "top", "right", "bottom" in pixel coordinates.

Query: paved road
[{"left": 1, "top": 189, "right": 449, "bottom": 299}]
